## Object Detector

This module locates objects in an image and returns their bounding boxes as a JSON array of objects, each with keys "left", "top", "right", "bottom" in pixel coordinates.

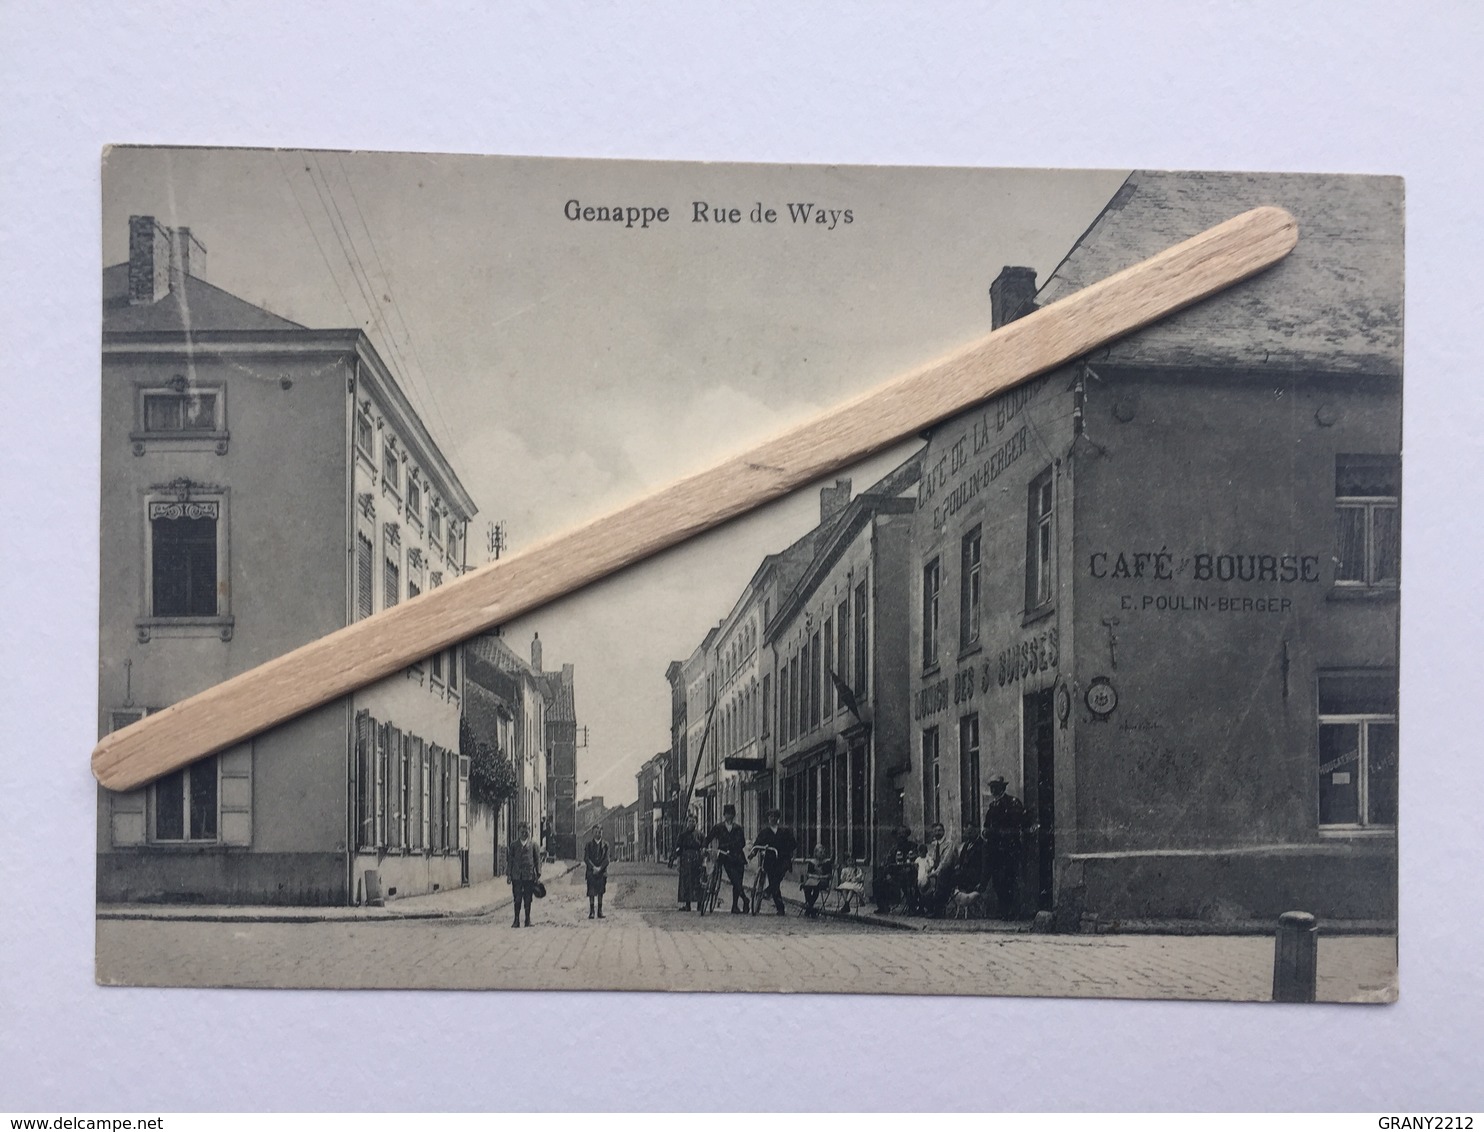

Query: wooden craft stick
[{"left": 92, "top": 205, "right": 1297, "bottom": 792}]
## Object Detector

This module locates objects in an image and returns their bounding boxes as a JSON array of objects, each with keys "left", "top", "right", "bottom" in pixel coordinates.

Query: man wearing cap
[
  {"left": 983, "top": 775, "right": 1028, "bottom": 920},
  {"left": 705, "top": 803, "right": 750, "bottom": 914}
]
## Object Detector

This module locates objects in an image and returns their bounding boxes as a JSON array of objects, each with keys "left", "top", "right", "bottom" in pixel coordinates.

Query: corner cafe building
[{"left": 906, "top": 170, "right": 1400, "bottom": 925}]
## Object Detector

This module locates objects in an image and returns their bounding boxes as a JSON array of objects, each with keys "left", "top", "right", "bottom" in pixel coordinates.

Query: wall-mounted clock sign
[{"left": 1086, "top": 676, "right": 1118, "bottom": 718}]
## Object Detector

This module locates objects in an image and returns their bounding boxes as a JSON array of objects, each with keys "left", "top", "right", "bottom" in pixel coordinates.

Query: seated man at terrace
[{"left": 950, "top": 819, "right": 990, "bottom": 909}]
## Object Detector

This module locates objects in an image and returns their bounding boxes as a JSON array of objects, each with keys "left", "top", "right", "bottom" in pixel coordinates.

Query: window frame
[
  {"left": 1027, "top": 468, "right": 1055, "bottom": 611},
  {"left": 959, "top": 713, "right": 981, "bottom": 830},
  {"left": 354, "top": 402, "right": 376, "bottom": 463},
  {"left": 150, "top": 755, "right": 222, "bottom": 844},
  {"left": 382, "top": 440, "right": 402, "bottom": 506},
  {"left": 960, "top": 525, "right": 983, "bottom": 650},
  {"left": 1317, "top": 670, "right": 1398, "bottom": 833},
  {"left": 922, "top": 557, "right": 942, "bottom": 672},
  {"left": 1334, "top": 455, "right": 1400, "bottom": 590},
  {"left": 131, "top": 380, "right": 229, "bottom": 453},
  {"left": 139, "top": 486, "right": 233, "bottom": 637}
]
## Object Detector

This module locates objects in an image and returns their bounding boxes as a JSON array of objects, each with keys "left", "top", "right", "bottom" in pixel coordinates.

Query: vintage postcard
[{"left": 95, "top": 149, "right": 1400, "bottom": 1001}]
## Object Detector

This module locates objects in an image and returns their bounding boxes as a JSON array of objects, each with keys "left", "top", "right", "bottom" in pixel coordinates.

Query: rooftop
[{"left": 1035, "top": 170, "right": 1403, "bottom": 377}]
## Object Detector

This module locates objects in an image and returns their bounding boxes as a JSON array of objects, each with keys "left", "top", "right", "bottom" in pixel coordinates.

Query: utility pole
[{"left": 485, "top": 519, "right": 507, "bottom": 563}]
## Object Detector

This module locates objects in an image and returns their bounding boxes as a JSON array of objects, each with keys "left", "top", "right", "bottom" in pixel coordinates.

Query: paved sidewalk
[
  {"left": 744, "top": 864, "right": 1393, "bottom": 936},
  {"left": 96, "top": 859, "right": 579, "bottom": 923}
]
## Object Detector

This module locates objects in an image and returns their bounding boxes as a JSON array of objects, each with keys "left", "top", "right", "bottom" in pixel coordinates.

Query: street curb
[{"left": 96, "top": 860, "right": 581, "bottom": 924}]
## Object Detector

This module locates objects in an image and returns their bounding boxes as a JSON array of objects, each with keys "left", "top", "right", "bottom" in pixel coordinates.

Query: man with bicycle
[
  {"left": 750, "top": 808, "right": 798, "bottom": 916},
  {"left": 705, "top": 803, "right": 750, "bottom": 914}
]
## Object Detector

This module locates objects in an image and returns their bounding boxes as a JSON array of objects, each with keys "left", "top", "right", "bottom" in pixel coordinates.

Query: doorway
[{"left": 1022, "top": 688, "right": 1056, "bottom": 912}]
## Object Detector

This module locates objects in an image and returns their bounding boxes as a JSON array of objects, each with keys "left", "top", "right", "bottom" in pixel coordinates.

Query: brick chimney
[
  {"left": 990, "top": 266, "right": 1038, "bottom": 329},
  {"left": 129, "top": 217, "right": 207, "bottom": 304},
  {"left": 820, "top": 478, "right": 852, "bottom": 525},
  {"left": 128, "top": 215, "right": 171, "bottom": 305},
  {"left": 531, "top": 632, "right": 543, "bottom": 671},
  {"left": 169, "top": 226, "right": 207, "bottom": 287}
]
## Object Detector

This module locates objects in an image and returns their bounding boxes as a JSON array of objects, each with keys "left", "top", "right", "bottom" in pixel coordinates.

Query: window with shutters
[
  {"left": 386, "top": 726, "right": 404, "bottom": 850},
  {"left": 854, "top": 579, "right": 869, "bottom": 696},
  {"left": 398, "top": 730, "right": 411, "bottom": 850},
  {"left": 384, "top": 550, "right": 400, "bottom": 608},
  {"left": 429, "top": 745, "right": 444, "bottom": 852},
  {"left": 419, "top": 739, "right": 432, "bottom": 850},
  {"left": 1334, "top": 455, "right": 1400, "bottom": 589},
  {"left": 376, "top": 722, "right": 390, "bottom": 847},
  {"left": 356, "top": 533, "right": 374, "bottom": 619},
  {"left": 355, "top": 711, "right": 375, "bottom": 849},
  {"left": 409, "top": 736, "right": 424, "bottom": 850},
  {"left": 153, "top": 756, "right": 219, "bottom": 842}
]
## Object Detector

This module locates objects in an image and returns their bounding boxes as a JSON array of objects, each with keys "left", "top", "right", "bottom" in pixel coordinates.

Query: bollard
[
  {"left": 1272, "top": 910, "right": 1317, "bottom": 1002},
  {"left": 363, "top": 869, "right": 384, "bottom": 908}
]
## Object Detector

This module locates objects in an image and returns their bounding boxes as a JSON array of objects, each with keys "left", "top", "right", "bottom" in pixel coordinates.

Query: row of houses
[
  {"left": 96, "top": 217, "right": 580, "bottom": 905},
  {"left": 663, "top": 170, "right": 1402, "bottom": 926}
]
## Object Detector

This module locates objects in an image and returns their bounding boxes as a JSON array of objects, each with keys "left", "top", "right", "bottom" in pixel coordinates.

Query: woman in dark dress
[{"left": 669, "top": 814, "right": 705, "bottom": 911}]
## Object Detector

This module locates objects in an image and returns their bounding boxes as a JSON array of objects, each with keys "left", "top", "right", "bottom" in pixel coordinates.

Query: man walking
[
  {"left": 983, "top": 775, "right": 1028, "bottom": 920},
  {"left": 750, "top": 808, "right": 798, "bottom": 915},
  {"left": 508, "top": 820, "right": 541, "bottom": 928},
  {"left": 584, "top": 822, "right": 611, "bottom": 919},
  {"left": 706, "top": 803, "right": 750, "bottom": 913}
]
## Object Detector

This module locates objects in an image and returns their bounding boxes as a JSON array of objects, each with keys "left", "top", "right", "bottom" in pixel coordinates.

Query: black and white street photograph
[{"left": 95, "top": 148, "right": 1400, "bottom": 1003}]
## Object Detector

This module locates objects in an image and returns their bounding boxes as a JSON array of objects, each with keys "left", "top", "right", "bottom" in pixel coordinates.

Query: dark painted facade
[{"left": 907, "top": 171, "right": 1401, "bottom": 924}]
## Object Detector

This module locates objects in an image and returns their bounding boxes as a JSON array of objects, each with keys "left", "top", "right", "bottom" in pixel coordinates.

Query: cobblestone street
[{"left": 96, "top": 862, "right": 1397, "bottom": 1001}]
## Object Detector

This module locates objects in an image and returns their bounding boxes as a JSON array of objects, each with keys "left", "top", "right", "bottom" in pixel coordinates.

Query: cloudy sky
[{"left": 103, "top": 149, "right": 1126, "bottom": 806}]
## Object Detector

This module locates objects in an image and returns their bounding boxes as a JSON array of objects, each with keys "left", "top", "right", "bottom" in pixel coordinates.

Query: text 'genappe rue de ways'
[{"left": 563, "top": 199, "right": 855, "bottom": 230}]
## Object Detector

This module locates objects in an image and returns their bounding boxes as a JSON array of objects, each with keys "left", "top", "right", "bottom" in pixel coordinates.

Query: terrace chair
[{"left": 824, "top": 864, "right": 867, "bottom": 915}]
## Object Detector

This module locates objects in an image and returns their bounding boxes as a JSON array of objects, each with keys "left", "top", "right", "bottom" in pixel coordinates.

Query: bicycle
[
  {"left": 748, "top": 844, "right": 779, "bottom": 916},
  {"left": 698, "top": 847, "right": 724, "bottom": 916}
]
